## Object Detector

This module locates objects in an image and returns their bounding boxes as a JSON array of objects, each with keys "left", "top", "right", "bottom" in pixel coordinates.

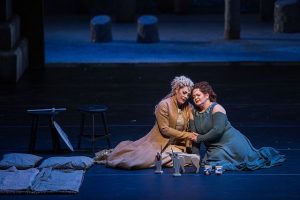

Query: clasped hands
[{"left": 188, "top": 132, "right": 198, "bottom": 142}]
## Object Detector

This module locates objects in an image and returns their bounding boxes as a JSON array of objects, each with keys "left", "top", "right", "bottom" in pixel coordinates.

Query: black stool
[
  {"left": 77, "top": 105, "right": 111, "bottom": 152},
  {"left": 90, "top": 15, "right": 112, "bottom": 43},
  {"left": 27, "top": 108, "right": 66, "bottom": 153},
  {"left": 137, "top": 15, "right": 159, "bottom": 43}
]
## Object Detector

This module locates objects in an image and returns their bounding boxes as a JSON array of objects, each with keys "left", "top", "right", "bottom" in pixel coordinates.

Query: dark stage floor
[{"left": 1, "top": 62, "right": 300, "bottom": 199}]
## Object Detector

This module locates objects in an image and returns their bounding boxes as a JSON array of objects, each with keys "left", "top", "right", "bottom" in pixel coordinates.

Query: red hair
[{"left": 192, "top": 81, "right": 217, "bottom": 102}]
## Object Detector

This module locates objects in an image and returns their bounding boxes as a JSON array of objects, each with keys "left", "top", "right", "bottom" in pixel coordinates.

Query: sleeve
[
  {"left": 189, "top": 119, "right": 196, "bottom": 132},
  {"left": 196, "top": 112, "right": 227, "bottom": 143},
  {"left": 155, "top": 101, "right": 191, "bottom": 139}
]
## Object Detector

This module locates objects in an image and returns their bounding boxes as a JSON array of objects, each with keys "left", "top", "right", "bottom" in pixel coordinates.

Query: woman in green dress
[{"left": 189, "top": 81, "right": 285, "bottom": 171}]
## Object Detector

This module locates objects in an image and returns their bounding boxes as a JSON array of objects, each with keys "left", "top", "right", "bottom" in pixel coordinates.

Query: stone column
[
  {"left": 13, "top": 0, "right": 45, "bottom": 69},
  {"left": 274, "top": 0, "right": 300, "bottom": 33},
  {"left": 224, "top": 0, "right": 240, "bottom": 40},
  {"left": 0, "top": 0, "right": 12, "bottom": 21}
]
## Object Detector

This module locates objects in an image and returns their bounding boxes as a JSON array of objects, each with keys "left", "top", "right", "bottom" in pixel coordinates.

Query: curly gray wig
[
  {"left": 163, "top": 75, "right": 194, "bottom": 99},
  {"left": 171, "top": 75, "right": 194, "bottom": 93}
]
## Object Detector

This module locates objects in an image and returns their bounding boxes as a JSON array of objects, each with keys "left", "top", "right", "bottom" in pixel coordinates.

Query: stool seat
[
  {"left": 27, "top": 108, "right": 67, "bottom": 153},
  {"left": 78, "top": 105, "right": 108, "bottom": 113},
  {"left": 27, "top": 108, "right": 66, "bottom": 115},
  {"left": 77, "top": 104, "right": 111, "bottom": 152},
  {"left": 90, "top": 15, "right": 112, "bottom": 43}
]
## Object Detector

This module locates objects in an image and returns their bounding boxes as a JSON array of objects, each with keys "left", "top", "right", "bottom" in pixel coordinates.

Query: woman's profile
[
  {"left": 95, "top": 75, "right": 195, "bottom": 169},
  {"left": 190, "top": 81, "right": 285, "bottom": 171}
]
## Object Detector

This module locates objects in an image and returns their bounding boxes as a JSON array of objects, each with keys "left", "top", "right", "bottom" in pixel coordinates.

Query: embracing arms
[
  {"left": 191, "top": 104, "right": 228, "bottom": 143},
  {"left": 195, "top": 112, "right": 227, "bottom": 143},
  {"left": 155, "top": 100, "right": 193, "bottom": 140}
]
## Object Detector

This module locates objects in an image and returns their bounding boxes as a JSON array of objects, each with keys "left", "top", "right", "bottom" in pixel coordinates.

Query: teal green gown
[{"left": 190, "top": 102, "right": 285, "bottom": 171}]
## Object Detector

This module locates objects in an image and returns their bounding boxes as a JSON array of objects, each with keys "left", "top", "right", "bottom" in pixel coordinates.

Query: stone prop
[
  {"left": 171, "top": 151, "right": 182, "bottom": 177},
  {"left": 274, "top": 0, "right": 300, "bottom": 33},
  {"left": 154, "top": 152, "right": 163, "bottom": 174},
  {"left": 215, "top": 165, "right": 223, "bottom": 175},
  {"left": 137, "top": 15, "right": 159, "bottom": 43},
  {"left": 90, "top": 15, "right": 112, "bottom": 43},
  {"left": 176, "top": 152, "right": 200, "bottom": 173},
  {"left": 203, "top": 164, "right": 213, "bottom": 175}
]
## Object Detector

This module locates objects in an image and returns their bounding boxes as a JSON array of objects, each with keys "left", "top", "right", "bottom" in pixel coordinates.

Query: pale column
[{"left": 224, "top": 0, "right": 240, "bottom": 40}]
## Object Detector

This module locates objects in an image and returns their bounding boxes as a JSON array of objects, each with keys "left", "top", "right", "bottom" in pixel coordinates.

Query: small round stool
[
  {"left": 90, "top": 15, "right": 112, "bottom": 43},
  {"left": 77, "top": 105, "right": 111, "bottom": 152},
  {"left": 137, "top": 15, "right": 159, "bottom": 43}
]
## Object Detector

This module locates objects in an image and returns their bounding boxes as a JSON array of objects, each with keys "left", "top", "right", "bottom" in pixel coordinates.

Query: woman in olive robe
[{"left": 96, "top": 75, "right": 195, "bottom": 169}]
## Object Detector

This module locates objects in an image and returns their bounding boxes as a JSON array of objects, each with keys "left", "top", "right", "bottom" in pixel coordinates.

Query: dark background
[
  {"left": 43, "top": 0, "right": 260, "bottom": 16},
  {"left": 10, "top": 0, "right": 261, "bottom": 69}
]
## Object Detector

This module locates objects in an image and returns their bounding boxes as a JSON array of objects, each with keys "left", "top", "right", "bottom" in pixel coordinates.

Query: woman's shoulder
[
  {"left": 212, "top": 103, "right": 226, "bottom": 114},
  {"left": 158, "top": 97, "right": 171, "bottom": 107},
  {"left": 157, "top": 97, "right": 192, "bottom": 111},
  {"left": 156, "top": 97, "right": 172, "bottom": 112}
]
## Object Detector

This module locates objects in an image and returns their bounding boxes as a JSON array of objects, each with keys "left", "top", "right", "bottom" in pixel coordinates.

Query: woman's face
[
  {"left": 175, "top": 86, "right": 191, "bottom": 105},
  {"left": 192, "top": 88, "right": 209, "bottom": 107}
]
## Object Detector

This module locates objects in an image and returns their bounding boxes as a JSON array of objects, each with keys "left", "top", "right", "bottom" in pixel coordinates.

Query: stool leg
[
  {"left": 29, "top": 116, "right": 39, "bottom": 152},
  {"left": 77, "top": 113, "right": 85, "bottom": 149},
  {"left": 101, "top": 112, "right": 111, "bottom": 148},
  {"left": 50, "top": 117, "right": 61, "bottom": 153},
  {"left": 92, "top": 114, "right": 95, "bottom": 153}
]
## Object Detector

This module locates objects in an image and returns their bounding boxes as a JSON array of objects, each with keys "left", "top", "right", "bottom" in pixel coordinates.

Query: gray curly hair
[{"left": 164, "top": 75, "right": 194, "bottom": 99}]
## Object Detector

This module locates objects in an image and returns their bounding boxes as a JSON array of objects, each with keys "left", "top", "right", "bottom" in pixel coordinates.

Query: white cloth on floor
[
  {"left": 0, "top": 167, "right": 39, "bottom": 191},
  {"left": 32, "top": 167, "right": 84, "bottom": 192}
]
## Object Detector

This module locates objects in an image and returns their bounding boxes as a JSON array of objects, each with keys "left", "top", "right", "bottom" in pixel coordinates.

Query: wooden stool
[
  {"left": 90, "top": 15, "right": 112, "bottom": 43},
  {"left": 27, "top": 108, "right": 66, "bottom": 153},
  {"left": 137, "top": 15, "right": 159, "bottom": 43},
  {"left": 77, "top": 105, "right": 111, "bottom": 152}
]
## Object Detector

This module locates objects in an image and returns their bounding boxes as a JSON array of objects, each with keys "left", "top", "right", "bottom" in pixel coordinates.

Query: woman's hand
[{"left": 188, "top": 132, "right": 198, "bottom": 141}]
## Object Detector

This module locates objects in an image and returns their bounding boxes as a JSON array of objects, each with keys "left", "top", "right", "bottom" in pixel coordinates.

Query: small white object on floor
[
  {"left": 215, "top": 165, "right": 223, "bottom": 175},
  {"left": 177, "top": 153, "right": 200, "bottom": 173},
  {"left": 171, "top": 152, "right": 181, "bottom": 177},
  {"left": 204, "top": 164, "right": 213, "bottom": 175},
  {"left": 154, "top": 152, "right": 163, "bottom": 174}
]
